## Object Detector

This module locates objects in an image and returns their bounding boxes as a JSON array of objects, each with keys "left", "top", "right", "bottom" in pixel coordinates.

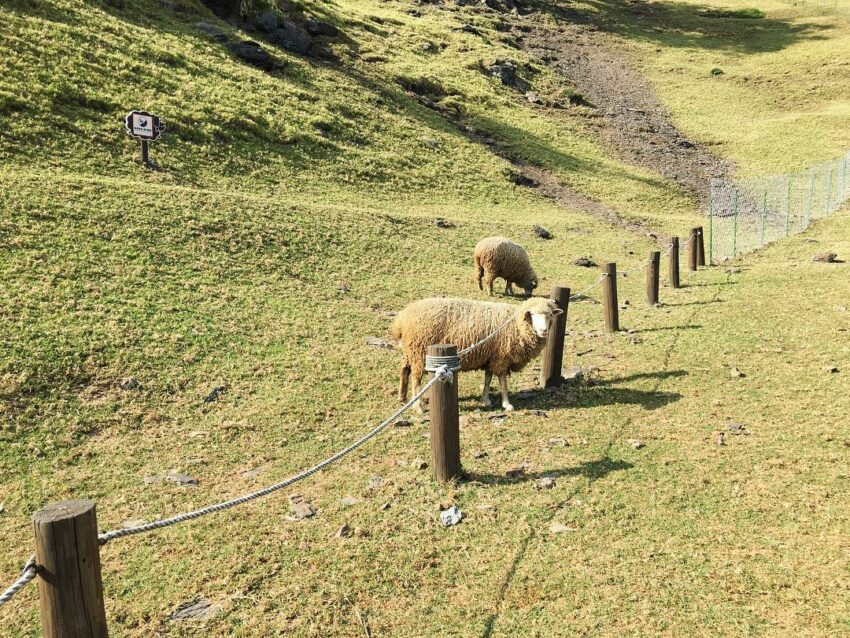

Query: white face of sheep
[{"left": 529, "top": 309, "right": 562, "bottom": 338}]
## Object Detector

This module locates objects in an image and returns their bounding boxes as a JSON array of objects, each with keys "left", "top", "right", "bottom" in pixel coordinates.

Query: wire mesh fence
[
  {"left": 708, "top": 151, "right": 850, "bottom": 262},
  {"left": 776, "top": 0, "right": 850, "bottom": 20}
]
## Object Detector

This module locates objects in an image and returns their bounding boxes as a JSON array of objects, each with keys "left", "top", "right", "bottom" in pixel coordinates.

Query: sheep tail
[{"left": 475, "top": 255, "right": 484, "bottom": 290}]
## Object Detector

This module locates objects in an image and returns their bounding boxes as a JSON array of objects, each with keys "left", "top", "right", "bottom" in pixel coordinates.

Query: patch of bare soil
[{"left": 522, "top": 18, "right": 732, "bottom": 204}]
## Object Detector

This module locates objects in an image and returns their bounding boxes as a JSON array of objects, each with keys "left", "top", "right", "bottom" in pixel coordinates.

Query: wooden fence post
[
  {"left": 688, "top": 228, "right": 698, "bottom": 271},
  {"left": 696, "top": 225, "right": 706, "bottom": 267},
  {"left": 602, "top": 263, "right": 619, "bottom": 333},
  {"left": 542, "top": 285, "right": 570, "bottom": 388},
  {"left": 428, "top": 344, "right": 461, "bottom": 483},
  {"left": 646, "top": 251, "right": 660, "bottom": 305},
  {"left": 33, "top": 500, "right": 109, "bottom": 638},
  {"left": 669, "top": 236, "right": 680, "bottom": 288}
]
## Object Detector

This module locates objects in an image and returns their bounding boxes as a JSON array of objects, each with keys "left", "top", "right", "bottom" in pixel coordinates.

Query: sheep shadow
[
  {"left": 510, "top": 384, "right": 682, "bottom": 411},
  {"left": 625, "top": 324, "right": 702, "bottom": 334},
  {"left": 465, "top": 457, "right": 634, "bottom": 486}
]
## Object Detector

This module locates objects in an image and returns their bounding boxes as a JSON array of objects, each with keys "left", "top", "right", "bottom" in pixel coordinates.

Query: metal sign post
[{"left": 124, "top": 110, "right": 165, "bottom": 167}]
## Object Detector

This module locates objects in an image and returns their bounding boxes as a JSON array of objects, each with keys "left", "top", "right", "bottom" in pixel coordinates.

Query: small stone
[
  {"left": 380, "top": 502, "right": 391, "bottom": 511},
  {"left": 812, "top": 252, "right": 838, "bottom": 263},
  {"left": 435, "top": 218, "right": 454, "bottom": 229},
  {"left": 626, "top": 439, "right": 645, "bottom": 449},
  {"left": 393, "top": 419, "right": 412, "bottom": 428},
  {"left": 573, "top": 257, "right": 597, "bottom": 268},
  {"left": 423, "top": 136, "right": 439, "bottom": 148},
  {"left": 525, "top": 91, "right": 542, "bottom": 104},
  {"left": 290, "top": 501, "right": 314, "bottom": 519},
  {"left": 835, "top": 305, "right": 847, "bottom": 313},
  {"left": 188, "top": 430, "right": 207, "bottom": 438},
  {"left": 532, "top": 224, "right": 553, "bottom": 239},
  {"left": 269, "top": 21, "right": 313, "bottom": 55},
  {"left": 335, "top": 283, "right": 350, "bottom": 292},
  {"left": 341, "top": 496, "right": 359, "bottom": 507},
  {"left": 717, "top": 433, "right": 726, "bottom": 446},
  {"left": 335, "top": 524, "right": 352, "bottom": 538},
  {"left": 203, "top": 386, "right": 226, "bottom": 403},
  {"left": 118, "top": 377, "right": 140, "bottom": 391},
  {"left": 529, "top": 409, "right": 548, "bottom": 417},
  {"left": 549, "top": 522, "right": 576, "bottom": 534},
  {"left": 548, "top": 436, "right": 569, "bottom": 447},
  {"left": 535, "top": 476, "right": 556, "bottom": 490},
  {"left": 304, "top": 18, "right": 339, "bottom": 37},
  {"left": 226, "top": 41, "right": 278, "bottom": 71},
  {"left": 440, "top": 506, "right": 462, "bottom": 526},
  {"left": 365, "top": 336, "right": 393, "bottom": 349},
  {"left": 144, "top": 470, "right": 198, "bottom": 486},
  {"left": 171, "top": 598, "right": 219, "bottom": 621},
  {"left": 727, "top": 423, "right": 746, "bottom": 432},
  {"left": 122, "top": 519, "right": 146, "bottom": 528},
  {"left": 505, "top": 464, "right": 528, "bottom": 478},
  {"left": 472, "top": 449, "right": 488, "bottom": 459},
  {"left": 241, "top": 466, "right": 264, "bottom": 478},
  {"left": 411, "top": 458, "right": 428, "bottom": 470},
  {"left": 825, "top": 366, "right": 839, "bottom": 373},
  {"left": 563, "top": 366, "right": 593, "bottom": 382},
  {"left": 489, "top": 413, "right": 508, "bottom": 424},
  {"left": 729, "top": 367, "right": 745, "bottom": 378},
  {"left": 194, "top": 22, "right": 228, "bottom": 42},
  {"left": 367, "top": 475, "right": 384, "bottom": 490}
]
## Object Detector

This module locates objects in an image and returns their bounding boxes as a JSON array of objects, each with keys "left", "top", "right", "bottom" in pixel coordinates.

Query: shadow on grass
[
  {"left": 595, "top": 369, "right": 687, "bottom": 384},
  {"left": 626, "top": 324, "right": 702, "bottom": 333},
  {"left": 466, "top": 456, "right": 634, "bottom": 486},
  {"left": 533, "top": 0, "right": 829, "bottom": 54}
]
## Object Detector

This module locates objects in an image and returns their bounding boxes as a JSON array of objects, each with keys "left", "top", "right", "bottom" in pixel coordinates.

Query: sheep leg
[
  {"left": 504, "top": 281, "right": 513, "bottom": 296},
  {"left": 413, "top": 369, "right": 428, "bottom": 413},
  {"left": 477, "top": 263, "right": 484, "bottom": 291},
  {"left": 486, "top": 274, "right": 495, "bottom": 297},
  {"left": 498, "top": 374, "right": 514, "bottom": 411},
  {"left": 481, "top": 370, "right": 493, "bottom": 408},
  {"left": 398, "top": 363, "right": 411, "bottom": 403}
]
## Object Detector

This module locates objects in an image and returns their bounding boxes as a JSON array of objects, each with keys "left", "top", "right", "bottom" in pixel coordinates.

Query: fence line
[
  {"left": 709, "top": 151, "right": 850, "bottom": 262},
  {"left": 0, "top": 235, "right": 705, "bottom": 622}
]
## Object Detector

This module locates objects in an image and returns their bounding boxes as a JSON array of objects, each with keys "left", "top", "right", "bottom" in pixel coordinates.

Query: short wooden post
[
  {"left": 602, "top": 263, "right": 619, "bottom": 333},
  {"left": 140, "top": 140, "right": 149, "bottom": 167},
  {"left": 428, "top": 344, "right": 461, "bottom": 483},
  {"left": 542, "top": 285, "right": 570, "bottom": 388},
  {"left": 688, "top": 228, "right": 698, "bottom": 271},
  {"left": 33, "top": 500, "right": 109, "bottom": 638},
  {"left": 669, "top": 236, "right": 680, "bottom": 288},
  {"left": 646, "top": 251, "right": 660, "bottom": 305},
  {"left": 696, "top": 225, "right": 706, "bottom": 267}
]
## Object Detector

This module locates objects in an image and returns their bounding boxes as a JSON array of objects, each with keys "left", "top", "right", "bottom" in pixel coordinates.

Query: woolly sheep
[
  {"left": 474, "top": 236, "right": 539, "bottom": 297},
  {"left": 391, "top": 297, "right": 563, "bottom": 411}
]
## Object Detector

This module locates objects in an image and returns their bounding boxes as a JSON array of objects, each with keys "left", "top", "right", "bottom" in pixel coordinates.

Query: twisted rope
[
  {"left": 0, "top": 557, "right": 36, "bottom": 607},
  {"left": 569, "top": 273, "right": 607, "bottom": 300},
  {"left": 98, "top": 366, "right": 451, "bottom": 545}
]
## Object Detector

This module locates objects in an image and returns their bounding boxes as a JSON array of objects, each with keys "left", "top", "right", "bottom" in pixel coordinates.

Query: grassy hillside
[{"left": 1, "top": 0, "right": 849, "bottom": 635}]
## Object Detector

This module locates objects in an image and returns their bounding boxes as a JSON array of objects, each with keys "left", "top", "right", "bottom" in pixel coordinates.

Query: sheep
[
  {"left": 391, "top": 296, "right": 563, "bottom": 411},
  {"left": 474, "top": 236, "right": 539, "bottom": 297}
]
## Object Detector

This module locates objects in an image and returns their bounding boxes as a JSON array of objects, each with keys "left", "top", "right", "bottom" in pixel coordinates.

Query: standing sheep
[
  {"left": 391, "top": 297, "right": 562, "bottom": 411},
  {"left": 474, "top": 236, "right": 539, "bottom": 297}
]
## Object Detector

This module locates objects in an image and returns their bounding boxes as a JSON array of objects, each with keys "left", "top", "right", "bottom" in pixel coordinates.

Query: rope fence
[
  {"left": 0, "top": 232, "right": 714, "bottom": 631},
  {"left": 709, "top": 151, "right": 850, "bottom": 262}
]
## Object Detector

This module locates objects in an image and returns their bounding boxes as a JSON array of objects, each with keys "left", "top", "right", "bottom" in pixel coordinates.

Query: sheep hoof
[
  {"left": 503, "top": 403, "right": 515, "bottom": 412},
  {"left": 482, "top": 399, "right": 493, "bottom": 408}
]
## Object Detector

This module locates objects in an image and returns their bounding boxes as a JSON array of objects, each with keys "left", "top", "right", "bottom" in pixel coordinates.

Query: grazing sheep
[
  {"left": 474, "top": 236, "right": 539, "bottom": 297},
  {"left": 391, "top": 297, "right": 562, "bottom": 411}
]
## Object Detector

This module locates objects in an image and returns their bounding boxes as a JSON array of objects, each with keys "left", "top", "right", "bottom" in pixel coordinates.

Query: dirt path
[{"left": 521, "top": 15, "right": 732, "bottom": 205}]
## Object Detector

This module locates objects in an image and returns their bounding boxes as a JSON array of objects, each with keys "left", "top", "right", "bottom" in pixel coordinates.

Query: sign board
[{"left": 124, "top": 110, "right": 165, "bottom": 141}]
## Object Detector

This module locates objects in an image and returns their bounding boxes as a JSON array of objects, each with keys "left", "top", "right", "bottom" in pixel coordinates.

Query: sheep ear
[
  {"left": 524, "top": 311, "right": 532, "bottom": 322},
  {"left": 552, "top": 308, "right": 564, "bottom": 316}
]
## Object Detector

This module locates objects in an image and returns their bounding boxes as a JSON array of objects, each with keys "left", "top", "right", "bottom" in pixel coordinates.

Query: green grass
[{"left": 1, "top": 0, "right": 850, "bottom": 635}]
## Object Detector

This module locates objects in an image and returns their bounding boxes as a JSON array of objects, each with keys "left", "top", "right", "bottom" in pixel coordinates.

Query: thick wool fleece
[
  {"left": 391, "top": 297, "right": 558, "bottom": 399},
  {"left": 474, "top": 237, "right": 538, "bottom": 295}
]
